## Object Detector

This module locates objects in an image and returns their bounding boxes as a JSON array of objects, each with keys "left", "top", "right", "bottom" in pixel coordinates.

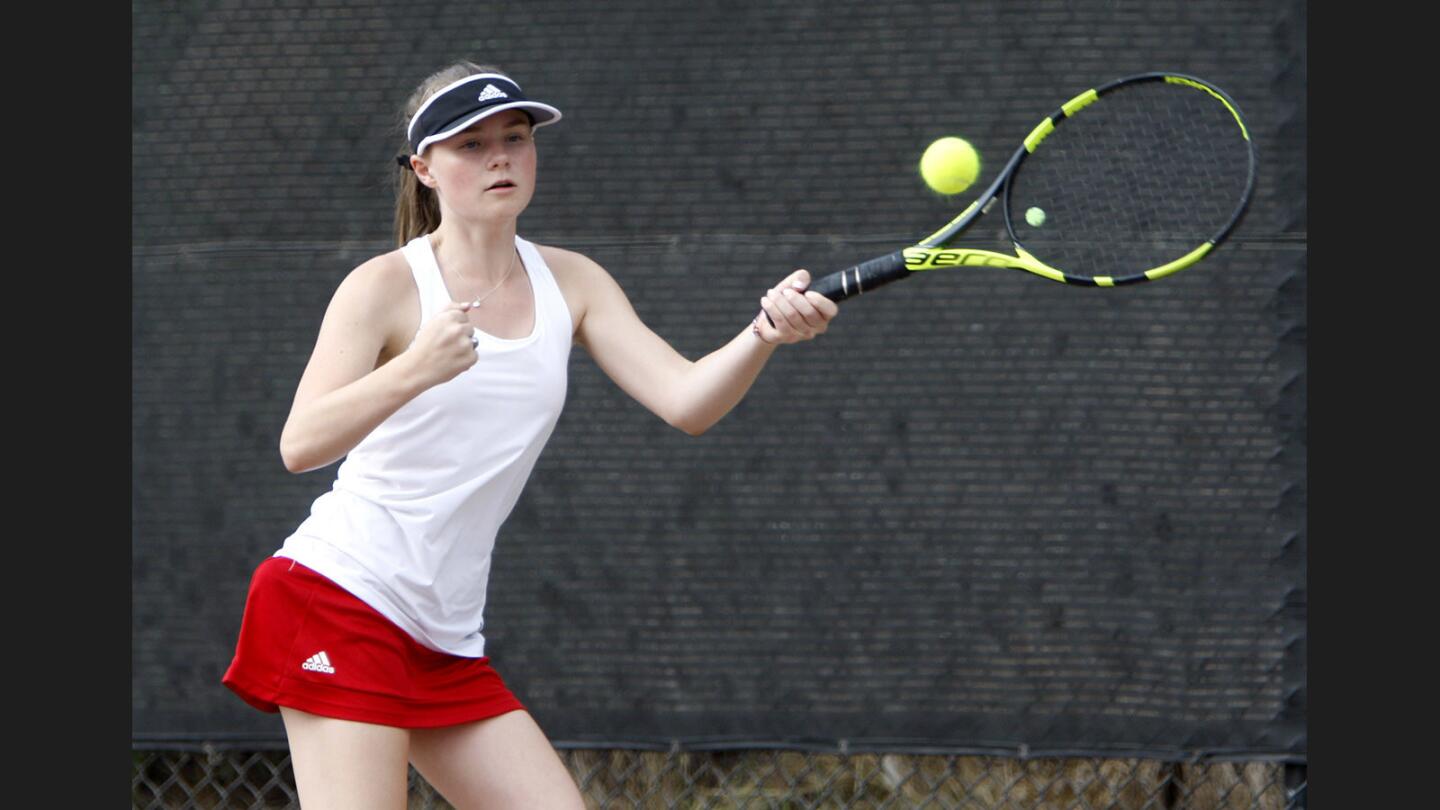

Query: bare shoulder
[
  {"left": 339, "top": 248, "right": 416, "bottom": 303},
  {"left": 532, "top": 242, "right": 609, "bottom": 286},
  {"left": 328, "top": 248, "right": 421, "bottom": 360},
  {"left": 531, "top": 242, "right": 617, "bottom": 332}
]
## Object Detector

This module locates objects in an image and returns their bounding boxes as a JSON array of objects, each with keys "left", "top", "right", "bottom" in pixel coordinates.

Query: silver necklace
[{"left": 453, "top": 250, "right": 519, "bottom": 307}]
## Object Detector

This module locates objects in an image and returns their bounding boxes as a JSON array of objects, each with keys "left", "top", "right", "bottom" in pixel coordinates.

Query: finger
[
  {"left": 762, "top": 291, "right": 804, "bottom": 335},
  {"left": 774, "top": 287, "right": 823, "bottom": 335},
  {"left": 758, "top": 296, "right": 797, "bottom": 340},
  {"left": 782, "top": 268, "right": 812, "bottom": 292},
  {"left": 436, "top": 306, "right": 473, "bottom": 328},
  {"left": 781, "top": 287, "right": 825, "bottom": 330},
  {"left": 803, "top": 290, "right": 839, "bottom": 320}
]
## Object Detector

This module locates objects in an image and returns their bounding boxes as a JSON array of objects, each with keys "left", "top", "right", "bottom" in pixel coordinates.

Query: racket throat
[{"left": 903, "top": 246, "right": 1065, "bottom": 282}]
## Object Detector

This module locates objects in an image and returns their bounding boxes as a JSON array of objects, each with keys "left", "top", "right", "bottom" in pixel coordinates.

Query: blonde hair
[{"left": 392, "top": 60, "right": 505, "bottom": 246}]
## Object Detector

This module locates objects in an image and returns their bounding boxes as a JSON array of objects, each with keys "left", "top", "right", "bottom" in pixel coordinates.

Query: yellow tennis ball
[{"left": 919, "top": 137, "right": 980, "bottom": 195}]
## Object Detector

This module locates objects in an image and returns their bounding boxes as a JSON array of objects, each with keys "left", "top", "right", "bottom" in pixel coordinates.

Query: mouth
[{"left": 486, "top": 180, "right": 517, "bottom": 191}]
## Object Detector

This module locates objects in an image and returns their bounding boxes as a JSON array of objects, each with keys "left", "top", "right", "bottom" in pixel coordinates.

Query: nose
[{"left": 487, "top": 145, "right": 510, "bottom": 169}]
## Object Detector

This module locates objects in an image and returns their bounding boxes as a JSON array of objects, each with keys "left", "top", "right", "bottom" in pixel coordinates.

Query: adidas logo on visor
[
  {"left": 477, "top": 84, "right": 508, "bottom": 102},
  {"left": 301, "top": 651, "right": 335, "bottom": 674}
]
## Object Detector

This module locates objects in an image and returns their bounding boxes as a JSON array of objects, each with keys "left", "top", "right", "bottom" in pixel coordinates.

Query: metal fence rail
[{"left": 132, "top": 748, "right": 1306, "bottom": 809}]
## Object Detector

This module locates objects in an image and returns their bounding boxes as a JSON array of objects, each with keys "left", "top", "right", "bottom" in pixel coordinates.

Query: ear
[{"left": 411, "top": 155, "right": 439, "bottom": 190}]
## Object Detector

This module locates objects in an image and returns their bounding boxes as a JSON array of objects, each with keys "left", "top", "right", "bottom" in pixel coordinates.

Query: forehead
[{"left": 457, "top": 109, "right": 532, "bottom": 135}]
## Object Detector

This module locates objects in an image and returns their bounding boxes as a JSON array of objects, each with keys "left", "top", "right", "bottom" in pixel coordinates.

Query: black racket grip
[
  {"left": 807, "top": 249, "right": 910, "bottom": 302},
  {"left": 759, "top": 249, "right": 908, "bottom": 328}
]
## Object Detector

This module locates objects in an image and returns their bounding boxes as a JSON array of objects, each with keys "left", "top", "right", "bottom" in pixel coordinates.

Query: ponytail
[{"left": 393, "top": 159, "right": 441, "bottom": 246}]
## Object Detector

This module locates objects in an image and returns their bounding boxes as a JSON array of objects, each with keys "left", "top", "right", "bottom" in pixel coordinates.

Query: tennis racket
[{"left": 801, "top": 71, "right": 1256, "bottom": 303}]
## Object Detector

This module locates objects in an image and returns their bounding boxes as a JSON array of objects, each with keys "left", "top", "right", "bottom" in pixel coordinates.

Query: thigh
[
  {"left": 409, "top": 709, "right": 585, "bottom": 810},
  {"left": 280, "top": 706, "right": 411, "bottom": 810}
]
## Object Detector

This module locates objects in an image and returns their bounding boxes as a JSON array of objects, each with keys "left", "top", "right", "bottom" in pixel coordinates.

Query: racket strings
[{"left": 1005, "top": 81, "right": 1252, "bottom": 280}]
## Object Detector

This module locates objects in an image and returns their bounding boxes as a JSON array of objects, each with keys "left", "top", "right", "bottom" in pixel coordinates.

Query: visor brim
[{"left": 413, "top": 101, "right": 562, "bottom": 155}]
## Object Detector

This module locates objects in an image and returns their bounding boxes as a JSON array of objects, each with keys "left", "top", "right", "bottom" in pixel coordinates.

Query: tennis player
[{"left": 221, "top": 61, "right": 837, "bottom": 808}]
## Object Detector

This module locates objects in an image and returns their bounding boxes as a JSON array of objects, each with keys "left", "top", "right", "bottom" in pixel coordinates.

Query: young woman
[{"left": 222, "top": 61, "right": 837, "bottom": 809}]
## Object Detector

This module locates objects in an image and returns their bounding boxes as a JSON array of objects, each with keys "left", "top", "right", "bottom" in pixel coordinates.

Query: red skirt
[{"left": 221, "top": 556, "right": 525, "bottom": 728}]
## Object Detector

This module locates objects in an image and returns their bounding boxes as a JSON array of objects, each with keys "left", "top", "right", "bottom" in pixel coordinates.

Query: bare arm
[
  {"left": 278, "top": 256, "right": 479, "bottom": 472},
  {"left": 557, "top": 250, "right": 837, "bottom": 435}
]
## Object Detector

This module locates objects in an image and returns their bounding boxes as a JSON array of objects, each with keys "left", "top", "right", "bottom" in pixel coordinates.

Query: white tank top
[{"left": 276, "top": 234, "right": 572, "bottom": 656}]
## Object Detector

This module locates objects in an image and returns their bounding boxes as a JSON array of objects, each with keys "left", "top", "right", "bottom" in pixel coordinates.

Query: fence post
[{"left": 1284, "top": 762, "right": 1307, "bottom": 809}]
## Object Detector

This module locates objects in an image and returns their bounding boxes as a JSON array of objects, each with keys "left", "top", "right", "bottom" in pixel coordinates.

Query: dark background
[{"left": 133, "top": 0, "right": 1306, "bottom": 756}]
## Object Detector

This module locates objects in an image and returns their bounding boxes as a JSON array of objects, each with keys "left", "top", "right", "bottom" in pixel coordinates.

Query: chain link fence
[{"left": 132, "top": 747, "right": 1306, "bottom": 809}]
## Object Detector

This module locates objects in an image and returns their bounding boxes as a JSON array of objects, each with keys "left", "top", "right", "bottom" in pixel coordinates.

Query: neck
[{"left": 428, "top": 219, "right": 520, "bottom": 285}]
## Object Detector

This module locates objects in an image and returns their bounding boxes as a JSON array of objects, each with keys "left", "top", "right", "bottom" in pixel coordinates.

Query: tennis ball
[
  {"left": 1025, "top": 206, "right": 1047, "bottom": 227},
  {"left": 919, "top": 137, "right": 980, "bottom": 195}
]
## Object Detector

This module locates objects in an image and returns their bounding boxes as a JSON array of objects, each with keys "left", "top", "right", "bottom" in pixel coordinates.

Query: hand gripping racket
[{"left": 802, "top": 72, "right": 1256, "bottom": 303}]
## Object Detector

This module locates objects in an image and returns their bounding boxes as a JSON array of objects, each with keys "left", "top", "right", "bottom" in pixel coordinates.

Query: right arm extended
[{"left": 278, "top": 256, "right": 478, "bottom": 473}]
